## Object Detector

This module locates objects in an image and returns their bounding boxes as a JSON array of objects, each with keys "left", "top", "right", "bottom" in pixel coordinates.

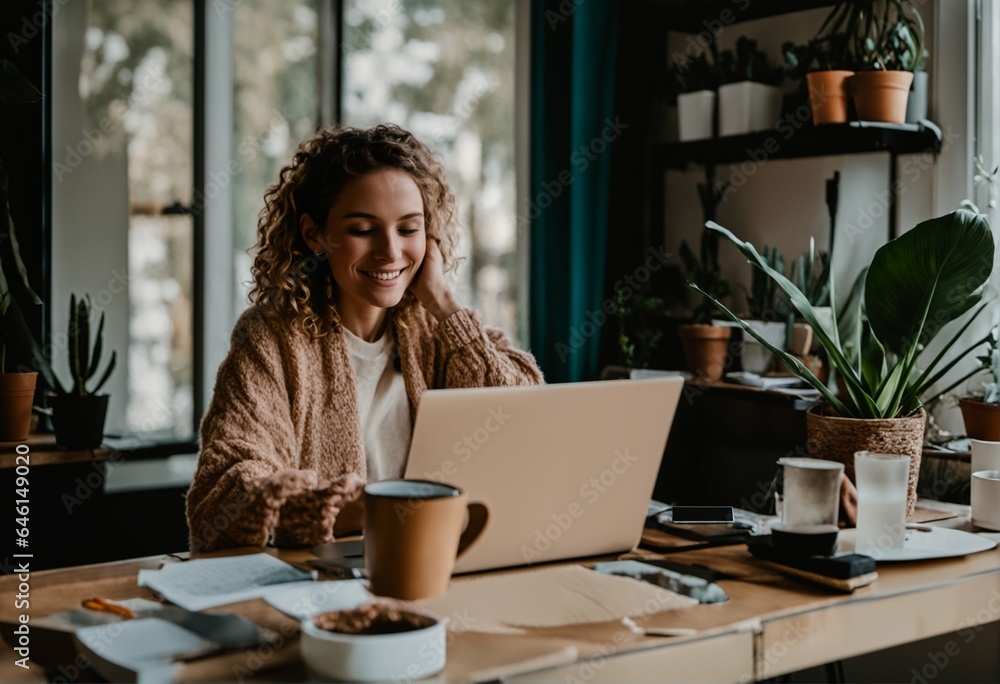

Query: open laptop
[{"left": 402, "top": 377, "right": 685, "bottom": 574}]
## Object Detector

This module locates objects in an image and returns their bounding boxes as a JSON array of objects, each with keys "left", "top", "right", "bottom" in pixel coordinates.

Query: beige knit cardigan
[{"left": 186, "top": 304, "right": 544, "bottom": 553}]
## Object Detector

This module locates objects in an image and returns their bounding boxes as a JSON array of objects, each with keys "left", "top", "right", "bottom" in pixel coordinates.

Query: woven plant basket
[{"left": 805, "top": 404, "right": 926, "bottom": 518}]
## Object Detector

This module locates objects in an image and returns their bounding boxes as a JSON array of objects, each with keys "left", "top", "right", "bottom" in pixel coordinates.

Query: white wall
[{"left": 52, "top": 0, "right": 130, "bottom": 436}]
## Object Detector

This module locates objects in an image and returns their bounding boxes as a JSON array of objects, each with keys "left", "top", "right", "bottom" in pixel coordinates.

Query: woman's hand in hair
[{"left": 408, "top": 237, "right": 461, "bottom": 322}]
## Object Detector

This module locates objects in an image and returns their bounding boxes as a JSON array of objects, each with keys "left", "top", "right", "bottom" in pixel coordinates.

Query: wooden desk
[{"left": 2, "top": 520, "right": 998, "bottom": 683}]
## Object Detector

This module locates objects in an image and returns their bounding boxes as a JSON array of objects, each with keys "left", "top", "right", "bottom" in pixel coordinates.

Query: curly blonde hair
[{"left": 249, "top": 124, "right": 459, "bottom": 338}]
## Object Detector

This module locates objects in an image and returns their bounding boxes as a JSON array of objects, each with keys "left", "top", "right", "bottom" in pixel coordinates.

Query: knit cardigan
[{"left": 186, "top": 303, "right": 544, "bottom": 553}]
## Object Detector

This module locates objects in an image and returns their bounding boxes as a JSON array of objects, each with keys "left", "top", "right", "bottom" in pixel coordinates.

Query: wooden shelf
[
  {"left": 636, "top": 0, "right": 836, "bottom": 31},
  {"left": 654, "top": 122, "right": 943, "bottom": 171},
  {"left": 1, "top": 433, "right": 113, "bottom": 468}
]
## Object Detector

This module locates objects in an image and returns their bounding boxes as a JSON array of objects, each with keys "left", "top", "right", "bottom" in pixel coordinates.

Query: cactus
[
  {"left": 67, "top": 294, "right": 116, "bottom": 396},
  {"left": 35, "top": 294, "right": 116, "bottom": 397}
]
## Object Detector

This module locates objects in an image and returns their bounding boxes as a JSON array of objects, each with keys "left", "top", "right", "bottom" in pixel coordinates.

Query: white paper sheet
[
  {"left": 137, "top": 553, "right": 316, "bottom": 611},
  {"left": 263, "top": 579, "right": 372, "bottom": 619},
  {"left": 418, "top": 565, "right": 697, "bottom": 634}
]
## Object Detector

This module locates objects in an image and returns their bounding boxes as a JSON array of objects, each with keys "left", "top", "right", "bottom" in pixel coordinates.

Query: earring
[{"left": 313, "top": 249, "right": 324, "bottom": 257}]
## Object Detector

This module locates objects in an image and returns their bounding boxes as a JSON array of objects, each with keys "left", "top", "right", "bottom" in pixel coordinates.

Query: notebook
[{"left": 403, "top": 377, "right": 685, "bottom": 573}]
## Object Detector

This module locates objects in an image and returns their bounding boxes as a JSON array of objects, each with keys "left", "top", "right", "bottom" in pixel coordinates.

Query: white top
[{"left": 343, "top": 325, "right": 412, "bottom": 481}]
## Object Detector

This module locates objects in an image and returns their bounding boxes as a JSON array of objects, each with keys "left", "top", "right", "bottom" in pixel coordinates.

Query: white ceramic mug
[
  {"left": 971, "top": 440, "right": 1000, "bottom": 475},
  {"left": 971, "top": 470, "right": 1000, "bottom": 531}
]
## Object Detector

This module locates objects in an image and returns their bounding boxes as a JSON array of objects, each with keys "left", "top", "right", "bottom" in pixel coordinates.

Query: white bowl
[{"left": 300, "top": 614, "right": 446, "bottom": 682}]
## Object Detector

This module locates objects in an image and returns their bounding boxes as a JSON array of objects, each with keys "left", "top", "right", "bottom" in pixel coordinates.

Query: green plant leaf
[
  {"left": 1, "top": 159, "right": 43, "bottom": 306},
  {"left": 837, "top": 266, "right": 868, "bottom": 373},
  {"left": 866, "top": 211, "right": 993, "bottom": 357},
  {"left": 91, "top": 351, "right": 116, "bottom": 395},
  {"left": 0, "top": 58, "right": 42, "bottom": 106},
  {"left": 77, "top": 296, "right": 91, "bottom": 395},
  {"left": 913, "top": 303, "right": 993, "bottom": 399},
  {"left": 859, "top": 319, "right": 887, "bottom": 394},
  {"left": 88, "top": 311, "right": 105, "bottom": 379}
]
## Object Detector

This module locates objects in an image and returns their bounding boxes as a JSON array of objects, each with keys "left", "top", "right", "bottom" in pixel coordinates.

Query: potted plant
[
  {"left": 0, "top": 58, "right": 43, "bottom": 441},
  {"left": 35, "top": 295, "right": 117, "bottom": 449},
  {"left": 740, "top": 245, "right": 787, "bottom": 374},
  {"left": 691, "top": 210, "right": 996, "bottom": 517},
  {"left": 678, "top": 167, "right": 733, "bottom": 381},
  {"left": 783, "top": 31, "right": 856, "bottom": 125},
  {"left": 667, "top": 43, "right": 721, "bottom": 141},
  {"left": 0, "top": 293, "right": 37, "bottom": 441},
  {"left": 615, "top": 288, "right": 665, "bottom": 371},
  {"left": 887, "top": 7, "right": 929, "bottom": 123},
  {"left": 716, "top": 36, "right": 785, "bottom": 136},
  {"left": 847, "top": 0, "right": 921, "bottom": 123},
  {"left": 958, "top": 327, "right": 1000, "bottom": 441}
]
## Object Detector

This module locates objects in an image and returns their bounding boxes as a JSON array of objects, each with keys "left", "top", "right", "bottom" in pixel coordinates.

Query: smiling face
[{"left": 301, "top": 168, "right": 427, "bottom": 334}]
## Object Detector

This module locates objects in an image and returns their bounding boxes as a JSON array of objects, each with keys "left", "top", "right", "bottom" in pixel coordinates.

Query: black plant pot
[{"left": 49, "top": 394, "right": 110, "bottom": 449}]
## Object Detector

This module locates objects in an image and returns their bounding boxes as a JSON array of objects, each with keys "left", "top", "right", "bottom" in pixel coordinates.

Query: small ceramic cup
[{"left": 971, "top": 470, "right": 1000, "bottom": 531}]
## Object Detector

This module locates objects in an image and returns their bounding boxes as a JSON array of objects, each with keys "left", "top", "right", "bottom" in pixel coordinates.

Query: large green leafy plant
[
  {"left": 691, "top": 210, "right": 995, "bottom": 419},
  {"left": 0, "top": 58, "right": 44, "bottom": 373}
]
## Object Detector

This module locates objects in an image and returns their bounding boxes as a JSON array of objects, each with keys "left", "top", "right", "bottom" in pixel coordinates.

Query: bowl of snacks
[{"left": 300, "top": 601, "right": 446, "bottom": 681}]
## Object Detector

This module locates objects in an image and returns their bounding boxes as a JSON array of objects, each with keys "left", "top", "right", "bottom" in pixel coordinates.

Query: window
[
  {"left": 53, "top": 0, "right": 520, "bottom": 449},
  {"left": 63, "top": 0, "right": 196, "bottom": 440},
  {"left": 341, "top": 0, "right": 519, "bottom": 338},
  {"left": 232, "top": 0, "right": 320, "bottom": 318}
]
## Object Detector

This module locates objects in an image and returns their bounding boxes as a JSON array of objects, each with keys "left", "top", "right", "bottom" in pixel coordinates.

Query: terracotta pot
[
  {"left": 805, "top": 70, "right": 854, "bottom": 125},
  {"left": 959, "top": 398, "right": 1000, "bottom": 441},
  {"left": 0, "top": 373, "right": 37, "bottom": 441},
  {"left": 805, "top": 404, "right": 925, "bottom": 518},
  {"left": 849, "top": 70, "right": 914, "bottom": 124},
  {"left": 678, "top": 324, "right": 732, "bottom": 381}
]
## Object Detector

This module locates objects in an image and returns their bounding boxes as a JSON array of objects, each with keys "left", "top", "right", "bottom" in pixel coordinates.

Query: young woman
[{"left": 187, "top": 124, "right": 543, "bottom": 553}]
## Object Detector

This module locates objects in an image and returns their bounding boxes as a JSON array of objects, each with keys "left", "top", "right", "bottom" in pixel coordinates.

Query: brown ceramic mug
[{"left": 363, "top": 480, "right": 489, "bottom": 600}]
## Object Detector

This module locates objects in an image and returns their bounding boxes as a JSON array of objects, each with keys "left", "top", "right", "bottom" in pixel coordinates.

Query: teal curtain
[{"left": 529, "top": 0, "right": 619, "bottom": 383}]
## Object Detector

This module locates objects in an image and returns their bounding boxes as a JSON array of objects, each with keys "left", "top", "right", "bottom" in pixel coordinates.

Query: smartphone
[{"left": 670, "top": 506, "right": 735, "bottom": 524}]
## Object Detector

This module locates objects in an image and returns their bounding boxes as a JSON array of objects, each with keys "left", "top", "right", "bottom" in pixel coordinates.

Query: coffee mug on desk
[
  {"left": 363, "top": 480, "right": 489, "bottom": 600},
  {"left": 971, "top": 470, "right": 1000, "bottom": 531}
]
